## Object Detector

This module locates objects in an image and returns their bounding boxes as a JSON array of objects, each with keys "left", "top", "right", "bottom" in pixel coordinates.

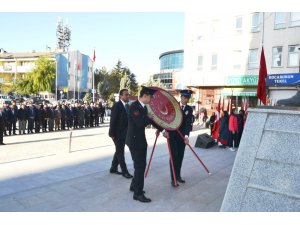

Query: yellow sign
[{"left": 63, "top": 88, "right": 68, "bottom": 92}]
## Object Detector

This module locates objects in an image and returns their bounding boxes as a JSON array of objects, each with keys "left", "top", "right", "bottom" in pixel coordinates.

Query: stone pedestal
[{"left": 221, "top": 107, "right": 300, "bottom": 212}]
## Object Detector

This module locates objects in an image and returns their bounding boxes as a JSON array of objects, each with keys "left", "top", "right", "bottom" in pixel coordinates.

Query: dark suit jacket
[
  {"left": 126, "top": 100, "right": 160, "bottom": 150},
  {"left": 0, "top": 113, "right": 4, "bottom": 131},
  {"left": 109, "top": 101, "right": 128, "bottom": 140},
  {"left": 172, "top": 104, "right": 193, "bottom": 137}
]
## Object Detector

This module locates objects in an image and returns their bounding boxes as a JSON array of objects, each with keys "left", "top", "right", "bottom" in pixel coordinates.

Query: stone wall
[{"left": 221, "top": 108, "right": 300, "bottom": 212}]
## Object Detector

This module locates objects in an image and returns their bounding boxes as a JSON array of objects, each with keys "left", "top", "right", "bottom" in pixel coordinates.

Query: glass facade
[
  {"left": 159, "top": 50, "right": 184, "bottom": 70},
  {"left": 153, "top": 73, "right": 173, "bottom": 89}
]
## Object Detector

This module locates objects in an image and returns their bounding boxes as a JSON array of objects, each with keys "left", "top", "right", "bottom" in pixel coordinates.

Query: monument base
[{"left": 221, "top": 107, "right": 300, "bottom": 212}]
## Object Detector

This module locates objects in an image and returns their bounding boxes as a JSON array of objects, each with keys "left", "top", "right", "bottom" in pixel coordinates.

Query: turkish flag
[
  {"left": 227, "top": 97, "right": 231, "bottom": 113},
  {"left": 212, "top": 97, "right": 221, "bottom": 140},
  {"left": 93, "top": 49, "right": 96, "bottom": 62},
  {"left": 257, "top": 47, "right": 267, "bottom": 105}
]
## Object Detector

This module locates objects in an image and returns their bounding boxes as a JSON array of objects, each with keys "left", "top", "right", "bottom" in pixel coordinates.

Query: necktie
[
  {"left": 182, "top": 105, "right": 185, "bottom": 111},
  {"left": 144, "top": 105, "right": 148, "bottom": 114},
  {"left": 125, "top": 103, "right": 129, "bottom": 112}
]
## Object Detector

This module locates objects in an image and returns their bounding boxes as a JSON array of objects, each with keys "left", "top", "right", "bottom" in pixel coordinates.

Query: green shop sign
[{"left": 226, "top": 75, "right": 258, "bottom": 86}]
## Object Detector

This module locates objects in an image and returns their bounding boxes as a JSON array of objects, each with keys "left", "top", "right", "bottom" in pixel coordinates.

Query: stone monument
[
  {"left": 276, "top": 90, "right": 300, "bottom": 107},
  {"left": 221, "top": 107, "right": 300, "bottom": 211}
]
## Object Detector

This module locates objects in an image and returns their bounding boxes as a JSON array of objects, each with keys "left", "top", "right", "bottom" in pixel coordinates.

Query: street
[{"left": 0, "top": 123, "right": 236, "bottom": 211}]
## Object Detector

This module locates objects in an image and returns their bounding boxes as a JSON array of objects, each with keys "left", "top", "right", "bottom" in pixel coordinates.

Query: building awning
[{"left": 221, "top": 88, "right": 257, "bottom": 97}]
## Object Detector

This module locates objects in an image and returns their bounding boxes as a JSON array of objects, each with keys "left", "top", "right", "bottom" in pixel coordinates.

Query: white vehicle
[{"left": 0, "top": 94, "right": 11, "bottom": 107}]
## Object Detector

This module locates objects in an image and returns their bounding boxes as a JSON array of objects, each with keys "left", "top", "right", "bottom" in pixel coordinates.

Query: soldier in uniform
[
  {"left": 169, "top": 89, "right": 194, "bottom": 187},
  {"left": 126, "top": 86, "right": 169, "bottom": 203},
  {"left": 109, "top": 89, "right": 133, "bottom": 179}
]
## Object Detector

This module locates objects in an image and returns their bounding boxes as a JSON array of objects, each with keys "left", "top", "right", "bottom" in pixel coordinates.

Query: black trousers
[
  {"left": 129, "top": 147, "right": 147, "bottom": 196},
  {"left": 111, "top": 137, "right": 128, "bottom": 173},
  {"left": 169, "top": 133, "right": 186, "bottom": 181},
  {"left": 0, "top": 129, "right": 3, "bottom": 143},
  {"left": 228, "top": 131, "right": 238, "bottom": 148}
]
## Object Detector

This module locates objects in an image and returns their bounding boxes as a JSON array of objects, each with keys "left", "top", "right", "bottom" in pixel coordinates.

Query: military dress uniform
[
  {"left": 169, "top": 90, "right": 193, "bottom": 186},
  {"left": 126, "top": 93, "right": 162, "bottom": 202}
]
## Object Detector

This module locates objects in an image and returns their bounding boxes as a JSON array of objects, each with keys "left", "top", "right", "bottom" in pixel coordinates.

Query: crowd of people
[
  {"left": 210, "top": 108, "right": 246, "bottom": 151},
  {"left": 0, "top": 100, "right": 106, "bottom": 139}
]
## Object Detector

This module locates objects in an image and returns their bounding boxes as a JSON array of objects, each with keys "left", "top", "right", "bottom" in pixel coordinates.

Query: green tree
[
  {"left": 83, "top": 92, "right": 92, "bottom": 102},
  {"left": 120, "top": 72, "right": 131, "bottom": 90},
  {"left": 16, "top": 56, "right": 55, "bottom": 94},
  {"left": 109, "top": 60, "right": 123, "bottom": 95},
  {"left": 123, "top": 67, "right": 138, "bottom": 96},
  {"left": 95, "top": 60, "right": 140, "bottom": 104},
  {"left": 97, "top": 67, "right": 110, "bottom": 100}
]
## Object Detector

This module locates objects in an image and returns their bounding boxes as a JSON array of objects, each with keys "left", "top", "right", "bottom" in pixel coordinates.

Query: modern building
[
  {"left": 57, "top": 50, "right": 93, "bottom": 99},
  {"left": 0, "top": 49, "right": 94, "bottom": 99},
  {"left": 184, "top": 12, "right": 300, "bottom": 110},
  {"left": 151, "top": 49, "right": 184, "bottom": 91}
]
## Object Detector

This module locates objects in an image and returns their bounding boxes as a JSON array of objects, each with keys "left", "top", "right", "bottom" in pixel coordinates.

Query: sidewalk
[{"left": 0, "top": 124, "right": 237, "bottom": 211}]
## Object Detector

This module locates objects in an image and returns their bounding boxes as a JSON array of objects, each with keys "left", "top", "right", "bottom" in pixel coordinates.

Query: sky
[{"left": 0, "top": 12, "right": 184, "bottom": 84}]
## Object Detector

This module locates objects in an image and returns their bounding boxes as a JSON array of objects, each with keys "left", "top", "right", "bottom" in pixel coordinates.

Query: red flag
[
  {"left": 77, "top": 63, "right": 81, "bottom": 70},
  {"left": 241, "top": 100, "right": 244, "bottom": 111},
  {"left": 227, "top": 97, "right": 231, "bottom": 113},
  {"left": 257, "top": 47, "right": 267, "bottom": 105},
  {"left": 93, "top": 49, "right": 96, "bottom": 62},
  {"left": 212, "top": 97, "right": 221, "bottom": 140},
  {"left": 222, "top": 96, "right": 225, "bottom": 111}
]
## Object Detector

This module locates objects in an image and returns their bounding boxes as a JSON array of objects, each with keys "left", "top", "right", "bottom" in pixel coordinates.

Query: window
[
  {"left": 211, "top": 20, "right": 220, "bottom": 34},
  {"left": 236, "top": 16, "right": 243, "bottom": 31},
  {"left": 211, "top": 54, "right": 218, "bottom": 69},
  {"left": 233, "top": 50, "right": 242, "bottom": 69},
  {"left": 251, "top": 13, "right": 261, "bottom": 32},
  {"left": 272, "top": 47, "right": 283, "bottom": 67},
  {"left": 288, "top": 45, "right": 299, "bottom": 67},
  {"left": 274, "top": 12, "right": 286, "bottom": 29},
  {"left": 290, "top": 12, "right": 300, "bottom": 27},
  {"left": 248, "top": 49, "right": 258, "bottom": 69},
  {"left": 197, "top": 55, "right": 203, "bottom": 70}
]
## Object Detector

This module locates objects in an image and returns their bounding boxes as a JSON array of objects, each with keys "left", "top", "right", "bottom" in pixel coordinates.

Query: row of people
[
  {"left": 217, "top": 108, "right": 245, "bottom": 151},
  {"left": 0, "top": 100, "right": 106, "bottom": 136}
]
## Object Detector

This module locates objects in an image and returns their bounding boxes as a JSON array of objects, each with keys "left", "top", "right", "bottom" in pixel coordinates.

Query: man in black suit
[
  {"left": 0, "top": 108, "right": 5, "bottom": 145},
  {"left": 109, "top": 88, "right": 133, "bottom": 179},
  {"left": 126, "top": 86, "right": 169, "bottom": 203},
  {"left": 169, "top": 89, "right": 194, "bottom": 187}
]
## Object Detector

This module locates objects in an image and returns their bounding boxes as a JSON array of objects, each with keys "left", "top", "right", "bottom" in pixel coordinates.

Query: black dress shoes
[
  {"left": 133, "top": 194, "right": 151, "bottom": 203},
  {"left": 177, "top": 177, "right": 185, "bottom": 183},
  {"left": 109, "top": 169, "right": 122, "bottom": 175},
  {"left": 130, "top": 187, "right": 145, "bottom": 194},
  {"left": 122, "top": 172, "right": 133, "bottom": 179},
  {"left": 171, "top": 181, "right": 179, "bottom": 187}
]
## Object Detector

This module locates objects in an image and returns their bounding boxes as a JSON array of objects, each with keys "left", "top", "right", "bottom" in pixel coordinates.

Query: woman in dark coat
[
  {"left": 209, "top": 112, "right": 216, "bottom": 135},
  {"left": 218, "top": 111, "right": 230, "bottom": 148}
]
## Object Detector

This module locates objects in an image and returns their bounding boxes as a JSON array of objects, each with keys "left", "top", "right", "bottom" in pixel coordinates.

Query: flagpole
[
  {"left": 262, "top": 12, "right": 265, "bottom": 47},
  {"left": 261, "top": 12, "right": 264, "bottom": 107},
  {"left": 92, "top": 48, "right": 95, "bottom": 102},
  {"left": 92, "top": 61, "right": 95, "bottom": 102}
]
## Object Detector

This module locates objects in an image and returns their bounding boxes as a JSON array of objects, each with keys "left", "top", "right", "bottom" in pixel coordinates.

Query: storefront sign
[
  {"left": 266, "top": 73, "right": 300, "bottom": 86},
  {"left": 226, "top": 75, "right": 258, "bottom": 86},
  {"left": 221, "top": 88, "right": 257, "bottom": 96}
]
